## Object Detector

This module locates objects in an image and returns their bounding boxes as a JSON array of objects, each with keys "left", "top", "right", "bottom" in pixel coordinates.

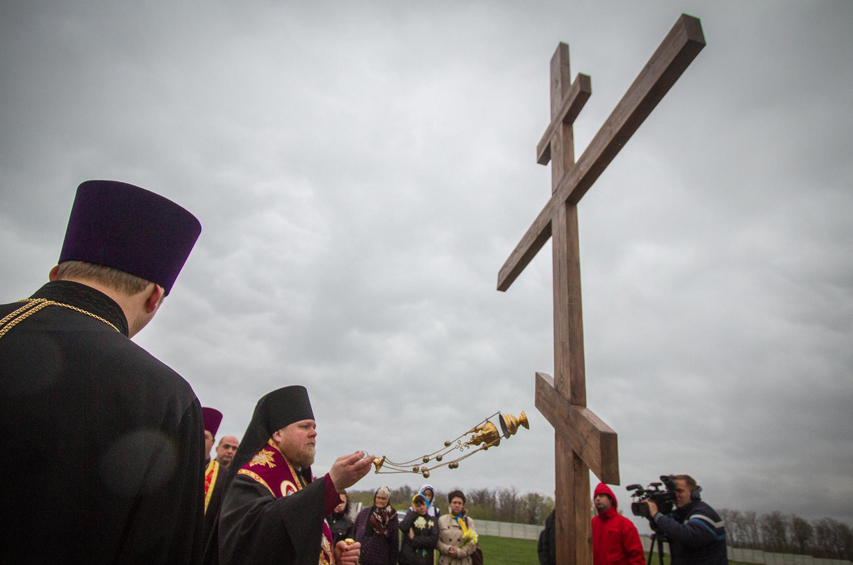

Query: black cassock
[
  {"left": 0, "top": 281, "right": 205, "bottom": 564},
  {"left": 204, "top": 459, "right": 228, "bottom": 554},
  {"left": 216, "top": 472, "right": 332, "bottom": 565}
]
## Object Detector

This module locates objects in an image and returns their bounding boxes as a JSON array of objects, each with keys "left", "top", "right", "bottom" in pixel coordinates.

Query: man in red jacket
[{"left": 592, "top": 483, "right": 646, "bottom": 565}]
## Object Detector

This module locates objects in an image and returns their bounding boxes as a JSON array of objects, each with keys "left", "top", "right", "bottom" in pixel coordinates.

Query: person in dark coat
[
  {"left": 354, "top": 486, "right": 400, "bottom": 565},
  {"left": 212, "top": 385, "right": 373, "bottom": 565},
  {"left": 0, "top": 180, "right": 204, "bottom": 563},
  {"left": 538, "top": 510, "right": 557, "bottom": 565},
  {"left": 400, "top": 493, "right": 439, "bottom": 565},
  {"left": 645, "top": 474, "right": 728, "bottom": 565},
  {"left": 328, "top": 491, "right": 355, "bottom": 547}
]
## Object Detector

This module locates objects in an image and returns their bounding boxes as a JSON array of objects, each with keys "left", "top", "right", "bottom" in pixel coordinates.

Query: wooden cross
[{"left": 497, "top": 14, "right": 705, "bottom": 565}]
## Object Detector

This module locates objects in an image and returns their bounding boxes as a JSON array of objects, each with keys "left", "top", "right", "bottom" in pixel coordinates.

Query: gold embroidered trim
[
  {"left": 204, "top": 459, "right": 220, "bottom": 514},
  {"left": 257, "top": 440, "right": 329, "bottom": 565},
  {"left": 238, "top": 469, "right": 275, "bottom": 496},
  {"left": 250, "top": 449, "right": 276, "bottom": 469},
  {"left": 267, "top": 439, "right": 307, "bottom": 489},
  {"left": 0, "top": 298, "right": 121, "bottom": 340}
]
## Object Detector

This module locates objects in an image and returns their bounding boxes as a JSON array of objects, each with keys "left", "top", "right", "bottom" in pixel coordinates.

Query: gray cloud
[{"left": 2, "top": 0, "right": 851, "bottom": 533}]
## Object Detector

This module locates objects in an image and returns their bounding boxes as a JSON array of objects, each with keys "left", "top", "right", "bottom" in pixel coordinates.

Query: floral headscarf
[{"left": 369, "top": 486, "right": 395, "bottom": 535}]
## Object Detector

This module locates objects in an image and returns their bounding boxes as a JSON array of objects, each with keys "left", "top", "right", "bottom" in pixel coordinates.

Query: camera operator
[{"left": 643, "top": 475, "right": 727, "bottom": 565}]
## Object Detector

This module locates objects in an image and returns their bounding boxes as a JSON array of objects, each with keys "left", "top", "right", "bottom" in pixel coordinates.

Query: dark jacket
[
  {"left": 399, "top": 509, "right": 439, "bottom": 565},
  {"left": 328, "top": 512, "right": 355, "bottom": 547},
  {"left": 354, "top": 506, "right": 400, "bottom": 565},
  {"left": 591, "top": 484, "right": 645, "bottom": 565},
  {"left": 0, "top": 282, "right": 204, "bottom": 564},
  {"left": 538, "top": 510, "right": 557, "bottom": 565},
  {"left": 653, "top": 500, "right": 727, "bottom": 565}
]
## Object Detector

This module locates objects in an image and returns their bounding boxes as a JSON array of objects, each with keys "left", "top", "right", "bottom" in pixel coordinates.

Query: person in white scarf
[{"left": 412, "top": 484, "right": 441, "bottom": 518}]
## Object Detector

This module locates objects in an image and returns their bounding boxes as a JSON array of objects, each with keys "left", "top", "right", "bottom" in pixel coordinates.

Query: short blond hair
[{"left": 55, "top": 260, "right": 152, "bottom": 296}]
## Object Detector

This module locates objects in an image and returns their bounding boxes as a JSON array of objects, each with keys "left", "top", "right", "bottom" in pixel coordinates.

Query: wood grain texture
[
  {"left": 548, "top": 43, "right": 574, "bottom": 192},
  {"left": 497, "top": 14, "right": 705, "bottom": 293},
  {"left": 546, "top": 42, "right": 594, "bottom": 565},
  {"left": 537, "top": 74, "right": 592, "bottom": 166},
  {"left": 552, "top": 203, "right": 586, "bottom": 405},
  {"left": 535, "top": 372, "right": 619, "bottom": 484},
  {"left": 554, "top": 433, "right": 574, "bottom": 565},
  {"left": 571, "top": 450, "right": 592, "bottom": 565}
]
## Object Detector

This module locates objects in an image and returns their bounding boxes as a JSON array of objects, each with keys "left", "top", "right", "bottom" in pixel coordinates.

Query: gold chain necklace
[{"left": 0, "top": 298, "right": 121, "bottom": 340}]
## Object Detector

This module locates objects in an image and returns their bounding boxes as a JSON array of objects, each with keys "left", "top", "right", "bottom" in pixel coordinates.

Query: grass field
[
  {"left": 476, "top": 535, "right": 753, "bottom": 565},
  {"left": 477, "top": 535, "right": 540, "bottom": 565}
]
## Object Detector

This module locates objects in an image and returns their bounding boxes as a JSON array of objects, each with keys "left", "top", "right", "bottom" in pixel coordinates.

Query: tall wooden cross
[{"left": 497, "top": 15, "right": 705, "bottom": 565}]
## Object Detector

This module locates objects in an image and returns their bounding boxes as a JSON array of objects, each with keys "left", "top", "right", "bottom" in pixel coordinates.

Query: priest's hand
[
  {"left": 329, "top": 451, "right": 373, "bottom": 490},
  {"left": 335, "top": 540, "right": 361, "bottom": 565}
]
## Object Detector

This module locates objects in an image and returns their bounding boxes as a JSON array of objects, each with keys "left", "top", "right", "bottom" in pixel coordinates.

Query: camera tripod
[{"left": 646, "top": 532, "right": 667, "bottom": 565}]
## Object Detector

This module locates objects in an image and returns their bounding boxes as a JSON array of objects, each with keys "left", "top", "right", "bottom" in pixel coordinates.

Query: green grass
[
  {"left": 477, "top": 535, "right": 539, "bottom": 565},
  {"left": 476, "top": 536, "right": 754, "bottom": 565}
]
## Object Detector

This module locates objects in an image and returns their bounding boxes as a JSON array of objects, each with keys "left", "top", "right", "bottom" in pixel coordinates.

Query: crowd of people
[
  {"left": 318, "top": 485, "right": 479, "bottom": 565},
  {"left": 0, "top": 179, "right": 726, "bottom": 565}
]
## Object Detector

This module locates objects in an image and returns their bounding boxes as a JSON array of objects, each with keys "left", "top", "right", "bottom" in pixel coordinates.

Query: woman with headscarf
[
  {"left": 437, "top": 490, "right": 479, "bottom": 565},
  {"left": 413, "top": 484, "right": 441, "bottom": 518},
  {"left": 354, "top": 486, "right": 399, "bottom": 565}
]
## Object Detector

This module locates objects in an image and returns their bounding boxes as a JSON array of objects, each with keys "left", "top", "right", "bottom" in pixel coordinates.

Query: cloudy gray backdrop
[{"left": 2, "top": 0, "right": 851, "bottom": 532}]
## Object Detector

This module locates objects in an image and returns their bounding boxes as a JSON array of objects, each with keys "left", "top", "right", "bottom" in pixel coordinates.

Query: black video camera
[{"left": 626, "top": 475, "right": 676, "bottom": 520}]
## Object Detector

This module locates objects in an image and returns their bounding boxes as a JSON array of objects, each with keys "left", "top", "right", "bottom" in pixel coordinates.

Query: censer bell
[{"left": 372, "top": 411, "right": 529, "bottom": 475}]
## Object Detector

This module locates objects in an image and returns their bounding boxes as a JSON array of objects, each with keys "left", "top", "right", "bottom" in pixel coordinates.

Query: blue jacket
[{"left": 653, "top": 500, "right": 727, "bottom": 565}]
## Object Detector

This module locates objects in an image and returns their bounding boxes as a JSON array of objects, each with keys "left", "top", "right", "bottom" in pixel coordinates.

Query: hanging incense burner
[{"left": 372, "top": 411, "right": 529, "bottom": 478}]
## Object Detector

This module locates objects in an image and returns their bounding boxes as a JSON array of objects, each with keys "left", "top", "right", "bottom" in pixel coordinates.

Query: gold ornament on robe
[{"left": 372, "top": 411, "right": 529, "bottom": 477}]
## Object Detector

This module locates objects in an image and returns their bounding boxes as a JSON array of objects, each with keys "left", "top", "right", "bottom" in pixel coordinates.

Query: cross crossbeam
[
  {"left": 537, "top": 74, "right": 592, "bottom": 166},
  {"left": 535, "top": 372, "right": 618, "bottom": 483}
]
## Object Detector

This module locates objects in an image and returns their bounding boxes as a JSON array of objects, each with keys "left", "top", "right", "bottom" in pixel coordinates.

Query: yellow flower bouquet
[
  {"left": 457, "top": 517, "right": 478, "bottom": 546},
  {"left": 462, "top": 529, "right": 478, "bottom": 546}
]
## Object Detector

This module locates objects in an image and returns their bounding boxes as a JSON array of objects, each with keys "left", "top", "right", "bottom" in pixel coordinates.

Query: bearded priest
[{"left": 211, "top": 385, "right": 373, "bottom": 565}]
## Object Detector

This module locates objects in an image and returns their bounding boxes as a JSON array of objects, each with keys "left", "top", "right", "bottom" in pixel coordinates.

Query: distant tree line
[
  {"left": 348, "top": 485, "right": 555, "bottom": 525},
  {"left": 347, "top": 487, "right": 852, "bottom": 560},
  {"left": 718, "top": 508, "right": 852, "bottom": 561}
]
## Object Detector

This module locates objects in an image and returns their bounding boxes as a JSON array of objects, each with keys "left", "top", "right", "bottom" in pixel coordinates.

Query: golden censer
[{"left": 373, "top": 411, "right": 529, "bottom": 478}]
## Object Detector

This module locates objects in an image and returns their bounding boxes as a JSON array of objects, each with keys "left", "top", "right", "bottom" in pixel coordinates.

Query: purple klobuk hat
[
  {"left": 58, "top": 180, "right": 202, "bottom": 295},
  {"left": 202, "top": 407, "right": 223, "bottom": 436}
]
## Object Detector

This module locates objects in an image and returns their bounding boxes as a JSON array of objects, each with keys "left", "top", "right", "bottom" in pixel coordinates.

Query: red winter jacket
[{"left": 592, "top": 483, "right": 646, "bottom": 565}]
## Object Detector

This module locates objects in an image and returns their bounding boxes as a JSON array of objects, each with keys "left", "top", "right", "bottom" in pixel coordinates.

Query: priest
[
  {"left": 0, "top": 180, "right": 204, "bottom": 563},
  {"left": 213, "top": 385, "right": 373, "bottom": 565},
  {"left": 204, "top": 407, "right": 228, "bottom": 549}
]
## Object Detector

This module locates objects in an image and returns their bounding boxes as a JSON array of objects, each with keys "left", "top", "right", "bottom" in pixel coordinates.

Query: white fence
[{"left": 475, "top": 519, "right": 542, "bottom": 541}]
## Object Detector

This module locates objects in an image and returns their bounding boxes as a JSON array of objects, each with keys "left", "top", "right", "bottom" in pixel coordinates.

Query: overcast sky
[{"left": 2, "top": 0, "right": 851, "bottom": 533}]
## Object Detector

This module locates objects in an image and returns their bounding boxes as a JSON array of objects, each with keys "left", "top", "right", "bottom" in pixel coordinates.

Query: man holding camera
[{"left": 644, "top": 475, "right": 727, "bottom": 565}]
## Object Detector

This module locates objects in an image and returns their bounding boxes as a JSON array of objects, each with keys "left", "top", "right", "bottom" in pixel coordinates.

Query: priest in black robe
[
  {"left": 213, "top": 385, "right": 373, "bottom": 565},
  {"left": 203, "top": 407, "right": 228, "bottom": 551},
  {"left": 0, "top": 180, "right": 204, "bottom": 564}
]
